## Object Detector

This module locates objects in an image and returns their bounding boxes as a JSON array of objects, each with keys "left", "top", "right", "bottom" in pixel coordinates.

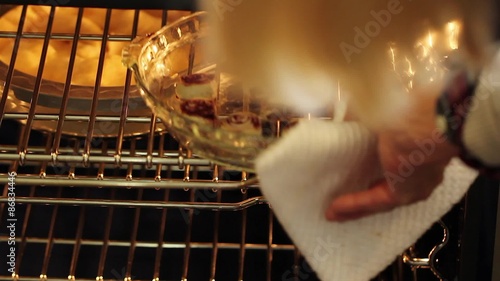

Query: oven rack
[
  {"left": 0, "top": 160, "right": 294, "bottom": 281},
  {"left": 0, "top": 119, "right": 291, "bottom": 280},
  {"left": 0, "top": 127, "right": 260, "bottom": 210},
  {"left": 0, "top": 113, "right": 260, "bottom": 206},
  {"left": 0, "top": 5, "right": 316, "bottom": 196}
]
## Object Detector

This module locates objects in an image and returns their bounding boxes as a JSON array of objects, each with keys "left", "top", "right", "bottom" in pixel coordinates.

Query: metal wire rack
[{"left": 0, "top": 3, "right": 454, "bottom": 281}]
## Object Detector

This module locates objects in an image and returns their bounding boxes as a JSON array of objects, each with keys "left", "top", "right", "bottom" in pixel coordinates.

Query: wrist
[{"left": 436, "top": 69, "right": 500, "bottom": 177}]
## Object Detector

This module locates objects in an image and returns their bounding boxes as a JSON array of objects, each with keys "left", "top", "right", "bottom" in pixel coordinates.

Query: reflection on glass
[{"left": 389, "top": 20, "right": 462, "bottom": 93}]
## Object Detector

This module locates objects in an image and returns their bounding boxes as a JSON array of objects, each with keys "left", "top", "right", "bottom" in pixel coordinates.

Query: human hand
[{"left": 325, "top": 88, "right": 459, "bottom": 222}]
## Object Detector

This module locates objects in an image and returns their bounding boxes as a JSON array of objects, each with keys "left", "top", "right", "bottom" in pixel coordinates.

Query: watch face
[{"left": 435, "top": 69, "right": 480, "bottom": 146}]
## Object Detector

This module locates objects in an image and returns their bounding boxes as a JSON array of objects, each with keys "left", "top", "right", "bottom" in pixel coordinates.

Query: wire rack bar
[
  {"left": 0, "top": 160, "right": 215, "bottom": 172},
  {"left": 0, "top": 146, "right": 188, "bottom": 158},
  {"left": 1, "top": 114, "right": 159, "bottom": 123},
  {"left": 68, "top": 189, "right": 87, "bottom": 281},
  {"left": 181, "top": 189, "right": 194, "bottom": 281},
  {"left": 0, "top": 236, "right": 293, "bottom": 253},
  {"left": 17, "top": 6, "right": 55, "bottom": 155},
  {"left": 0, "top": 5, "right": 26, "bottom": 125},
  {"left": 0, "top": 196, "right": 267, "bottom": 209},
  {"left": 238, "top": 191, "right": 248, "bottom": 281},
  {"left": 40, "top": 188, "right": 62, "bottom": 279},
  {"left": 209, "top": 190, "right": 222, "bottom": 280},
  {"left": 0, "top": 277, "right": 89, "bottom": 281},
  {"left": 12, "top": 185, "right": 36, "bottom": 278},
  {"left": 82, "top": 8, "right": 111, "bottom": 160},
  {"left": 0, "top": 154, "right": 212, "bottom": 165},
  {"left": 125, "top": 185, "right": 142, "bottom": 280},
  {"left": 0, "top": 176, "right": 258, "bottom": 189},
  {"left": 2, "top": 114, "right": 332, "bottom": 122},
  {"left": 0, "top": 31, "right": 135, "bottom": 41},
  {"left": 50, "top": 7, "right": 84, "bottom": 156},
  {"left": 0, "top": 0, "right": 198, "bottom": 10},
  {"left": 266, "top": 210, "right": 274, "bottom": 281},
  {"left": 152, "top": 189, "right": 169, "bottom": 280},
  {"left": 96, "top": 193, "right": 113, "bottom": 281}
]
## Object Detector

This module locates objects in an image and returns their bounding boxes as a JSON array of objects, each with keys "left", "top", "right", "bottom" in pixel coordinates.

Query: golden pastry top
[{"left": 0, "top": 6, "right": 189, "bottom": 87}]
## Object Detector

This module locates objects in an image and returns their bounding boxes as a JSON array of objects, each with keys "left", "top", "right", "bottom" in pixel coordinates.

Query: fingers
[{"left": 325, "top": 180, "right": 397, "bottom": 222}]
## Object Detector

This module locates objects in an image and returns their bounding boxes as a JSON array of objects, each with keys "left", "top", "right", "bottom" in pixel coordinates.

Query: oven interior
[{"left": 0, "top": 1, "right": 499, "bottom": 281}]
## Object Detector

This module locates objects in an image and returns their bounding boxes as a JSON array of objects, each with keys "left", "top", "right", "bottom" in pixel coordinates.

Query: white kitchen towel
[{"left": 255, "top": 119, "right": 478, "bottom": 281}]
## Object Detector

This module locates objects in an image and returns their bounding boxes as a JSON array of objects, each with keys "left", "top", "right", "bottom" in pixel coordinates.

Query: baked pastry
[
  {"left": 221, "top": 112, "right": 261, "bottom": 135},
  {"left": 180, "top": 99, "right": 216, "bottom": 120},
  {"left": 0, "top": 6, "right": 189, "bottom": 87},
  {"left": 176, "top": 73, "right": 217, "bottom": 120},
  {"left": 176, "top": 73, "right": 217, "bottom": 100}
]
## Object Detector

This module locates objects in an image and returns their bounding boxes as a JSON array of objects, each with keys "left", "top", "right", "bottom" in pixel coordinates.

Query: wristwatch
[{"left": 436, "top": 70, "right": 500, "bottom": 178}]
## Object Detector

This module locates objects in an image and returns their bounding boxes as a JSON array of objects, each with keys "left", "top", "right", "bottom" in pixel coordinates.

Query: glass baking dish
[{"left": 122, "top": 12, "right": 333, "bottom": 170}]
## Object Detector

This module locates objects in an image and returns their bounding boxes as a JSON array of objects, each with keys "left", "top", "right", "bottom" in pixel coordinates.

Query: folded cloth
[{"left": 255, "top": 119, "right": 478, "bottom": 281}]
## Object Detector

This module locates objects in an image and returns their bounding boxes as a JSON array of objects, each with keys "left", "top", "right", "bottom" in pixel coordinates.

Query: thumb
[{"left": 325, "top": 180, "right": 397, "bottom": 222}]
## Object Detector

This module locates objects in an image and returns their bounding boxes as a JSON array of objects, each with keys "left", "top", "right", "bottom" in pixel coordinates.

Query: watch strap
[{"left": 437, "top": 70, "right": 500, "bottom": 178}]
